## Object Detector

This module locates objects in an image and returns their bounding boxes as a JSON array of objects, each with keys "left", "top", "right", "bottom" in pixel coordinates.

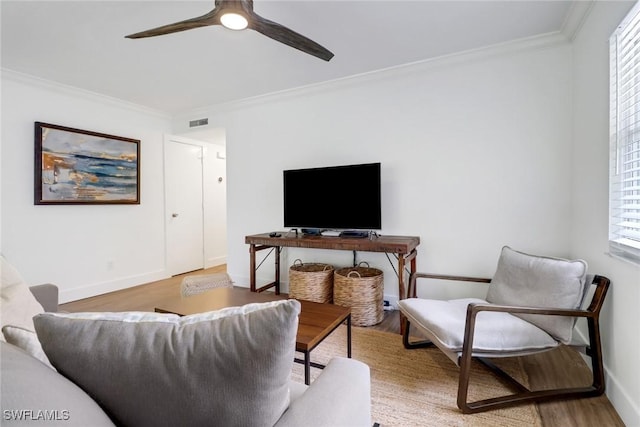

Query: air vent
[{"left": 189, "top": 118, "right": 209, "bottom": 128}]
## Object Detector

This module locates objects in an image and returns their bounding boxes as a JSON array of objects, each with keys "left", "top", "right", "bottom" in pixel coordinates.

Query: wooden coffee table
[{"left": 155, "top": 287, "right": 351, "bottom": 385}]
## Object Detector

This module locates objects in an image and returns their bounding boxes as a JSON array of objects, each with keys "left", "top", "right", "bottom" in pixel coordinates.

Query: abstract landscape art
[{"left": 34, "top": 122, "right": 140, "bottom": 204}]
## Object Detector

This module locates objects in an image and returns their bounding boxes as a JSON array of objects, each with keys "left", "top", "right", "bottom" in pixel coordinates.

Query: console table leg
[
  {"left": 398, "top": 255, "right": 407, "bottom": 334},
  {"left": 249, "top": 244, "right": 256, "bottom": 292},
  {"left": 398, "top": 249, "right": 418, "bottom": 335},
  {"left": 398, "top": 255, "right": 406, "bottom": 301},
  {"left": 347, "top": 315, "right": 352, "bottom": 358},
  {"left": 274, "top": 246, "right": 281, "bottom": 295},
  {"left": 410, "top": 250, "right": 417, "bottom": 298}
]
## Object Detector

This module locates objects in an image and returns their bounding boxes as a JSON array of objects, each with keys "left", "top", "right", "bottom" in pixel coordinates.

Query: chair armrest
[
  {"left": 467, "top": 302, "right": 596, "bottom": 319},
  {"left": 29, "top": 284, "right": 59, "bottom": 312},
  {"left": 275, "top": 357, "right": 371, "bottom": 427},
  {"left": 409, "top": 273, "right": 491, "bottom": 299}
]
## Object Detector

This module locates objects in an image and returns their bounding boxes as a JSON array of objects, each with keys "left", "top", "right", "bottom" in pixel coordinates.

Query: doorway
[
  {"left": 165, "top": 138, "right": 204, "bottom": 275},
  {"left": 164, "top": 134, "right": 228, "bottom": 277}
]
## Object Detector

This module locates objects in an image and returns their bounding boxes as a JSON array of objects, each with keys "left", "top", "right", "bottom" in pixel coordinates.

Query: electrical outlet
[{"left": 383, "top": 295, "right": 399, "bottom": 311}]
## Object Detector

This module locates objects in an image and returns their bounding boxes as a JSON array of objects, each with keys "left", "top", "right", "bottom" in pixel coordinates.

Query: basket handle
[
  {"left": 357, "top": 261, "right": 370, "bottom": 268},
  {"left": 292, "top": 259, "right": 303, "bottom": 267},
  {"left": 347, "top": 270, "right": 362, "bottom": 278},
  {"left": 323, "top": 264, "right": 332, "bottom": 271}
]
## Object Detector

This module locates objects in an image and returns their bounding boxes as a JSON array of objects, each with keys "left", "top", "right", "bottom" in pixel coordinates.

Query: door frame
[
  {"left": 164, "top": 135, "right": 205, "bottom": 276},
  {"left": 163, "top": 134, "right": 228, "bottom": 276}
]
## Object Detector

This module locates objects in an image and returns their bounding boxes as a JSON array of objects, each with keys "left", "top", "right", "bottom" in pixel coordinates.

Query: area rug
[
  {"left": 180, "top": 272, "right": 233, "bottom": 297},
  {"left": 290, "top": 325, "right": 542, "bottom": 427}
]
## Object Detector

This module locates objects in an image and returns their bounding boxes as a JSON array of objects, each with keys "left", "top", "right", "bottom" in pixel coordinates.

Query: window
[{"left": 610, "top": 2, "right": 640, "bottom": 265}]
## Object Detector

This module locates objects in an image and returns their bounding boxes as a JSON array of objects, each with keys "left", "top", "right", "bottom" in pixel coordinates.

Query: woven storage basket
[
  {"left": 334, "top": 263, "right": 384, "bottom": 326},
  {"left": 288, "top": 259, "right": 334, "bottom": 303}
]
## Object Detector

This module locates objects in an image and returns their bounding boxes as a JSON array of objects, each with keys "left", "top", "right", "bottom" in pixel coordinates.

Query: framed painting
[{"left": 34, "top": 122, "right": 140, "bottom": 205}]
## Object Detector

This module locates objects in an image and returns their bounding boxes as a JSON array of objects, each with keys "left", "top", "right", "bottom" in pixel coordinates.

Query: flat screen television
[{"left": 283, "top": 162, "right": 381, "bottom": 231}]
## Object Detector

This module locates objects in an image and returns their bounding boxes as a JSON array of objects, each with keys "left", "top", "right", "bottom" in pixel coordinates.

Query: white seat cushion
[{"left": 399, "top": 297, "right": 558, "bottom": 354}]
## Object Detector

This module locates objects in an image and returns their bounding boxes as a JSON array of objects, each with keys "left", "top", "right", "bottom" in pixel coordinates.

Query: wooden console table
[{"left": 245, "top": 233, "right": 420, "bottom": 301}]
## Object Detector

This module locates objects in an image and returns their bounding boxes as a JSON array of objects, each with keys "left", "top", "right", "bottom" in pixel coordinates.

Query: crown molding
[
  {"left": 561, "top": 0, "right": 595, "bottom": 41},
  {"left": 176, "top": 31, "right": 570, "bottom": 121},
  {"left": 1, "top": 68, "right": 171, "bottom": 120},
  {"left": 1, "top": 29, "right": 571, "bottom": 126}
]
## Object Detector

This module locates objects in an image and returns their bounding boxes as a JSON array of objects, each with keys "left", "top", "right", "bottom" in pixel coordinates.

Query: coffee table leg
[
  {"left": 304, "top": 352, "right": 311, "bottom": 385},
  {"left": 347, "top": 314, "right": 352, "bottom": 358}
]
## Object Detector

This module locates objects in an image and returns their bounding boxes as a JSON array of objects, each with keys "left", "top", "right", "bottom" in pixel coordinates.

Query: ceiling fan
[{"left": 125, "top": 0, "right": 334, "bottom": 61}]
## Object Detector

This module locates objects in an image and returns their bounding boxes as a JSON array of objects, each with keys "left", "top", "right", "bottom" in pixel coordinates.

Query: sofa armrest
[
  {"left": 29, "top": 284, "right": 59, "bottom": 312},
  {"left": 275, "top": 357, "right": 371, "bottom": 427}
]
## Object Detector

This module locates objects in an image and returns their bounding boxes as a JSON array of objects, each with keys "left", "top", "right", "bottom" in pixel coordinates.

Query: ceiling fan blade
[
  {"left": 125, "top": 9, "right": 220, "bottom": 39},
  {"left": 249, "top": 14, "right": 334, "bottom": 61}
]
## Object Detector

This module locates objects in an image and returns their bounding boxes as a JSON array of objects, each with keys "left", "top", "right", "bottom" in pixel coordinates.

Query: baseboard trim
[
  {"left": 205, "top": 256, "right": 227, "bottom": 269},
  {"left": 59, "top": 269, "right": 168, "bottom": 304},
  {"left": 602, "top": 362, "right": 640, "bottom": 426},
  {"left": 573, "top": 329, "right": 639, "bottom": 425}
]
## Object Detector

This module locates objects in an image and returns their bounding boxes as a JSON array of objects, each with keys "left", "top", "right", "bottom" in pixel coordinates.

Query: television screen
[{"left": 283, "top": 162, "right": 381, "bottom": 230}]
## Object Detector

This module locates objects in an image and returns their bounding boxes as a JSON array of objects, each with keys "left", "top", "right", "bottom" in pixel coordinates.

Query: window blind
[{"left": 610, "top": 2, "right": 640, "bottom": 264}]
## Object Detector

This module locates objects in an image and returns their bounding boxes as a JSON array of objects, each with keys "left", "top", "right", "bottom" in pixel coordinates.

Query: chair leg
[
  {"left": 587, "top": 316, "right": 605, "bottom": 394},
  {"left": 457, "top": 346, "right": 606, "bottom": 413},
  {"left": 402, "top": 319, "right": 433, "bottom": 349}
]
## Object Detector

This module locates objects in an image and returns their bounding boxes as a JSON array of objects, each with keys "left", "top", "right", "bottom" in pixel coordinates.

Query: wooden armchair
[{"left": 398, "top": 246, "right": 610, "bottom": 414}]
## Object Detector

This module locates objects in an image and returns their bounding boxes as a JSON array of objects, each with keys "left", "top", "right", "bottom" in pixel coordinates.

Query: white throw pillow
[
  {"left": 1, "top": 255, "right": 44, "bottom": 342},
  {"left": 2, "top": 325, "right": 55, "bottom": 370}
]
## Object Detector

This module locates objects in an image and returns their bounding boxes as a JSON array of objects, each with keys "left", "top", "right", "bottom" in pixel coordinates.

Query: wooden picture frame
[{"left": 34, "top": 122, "right": 140, "bottom": 205}]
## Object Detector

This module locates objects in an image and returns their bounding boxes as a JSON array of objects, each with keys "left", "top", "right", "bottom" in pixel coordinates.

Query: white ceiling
[{"left": 1, "top": 0, "right": 577, "bottom": 115}]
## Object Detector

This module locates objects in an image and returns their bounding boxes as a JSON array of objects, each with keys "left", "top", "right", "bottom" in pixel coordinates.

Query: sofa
[{"left": 1, "top": 280, "right": 371, "bottom": 426}]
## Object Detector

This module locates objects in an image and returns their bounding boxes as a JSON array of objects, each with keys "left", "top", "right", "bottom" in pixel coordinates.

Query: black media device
[{"left": 283, "top": 162, "right": 381, "bottom": 234}]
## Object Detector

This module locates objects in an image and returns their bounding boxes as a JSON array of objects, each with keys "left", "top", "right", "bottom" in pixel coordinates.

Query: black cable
[
  {"left": 385, "top": 252, "right": 399, "bottom": 278},
  {"left": 385, "top": 252, "right": 412, "bottom": 280},
  {"left": 255, "top": 247, "right": 275, "bottom": 270}
]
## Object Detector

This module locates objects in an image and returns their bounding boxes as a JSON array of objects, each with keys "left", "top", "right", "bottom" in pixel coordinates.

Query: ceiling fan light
[{"left": 220, "top": 12, "right": 248, "bottom": 30}]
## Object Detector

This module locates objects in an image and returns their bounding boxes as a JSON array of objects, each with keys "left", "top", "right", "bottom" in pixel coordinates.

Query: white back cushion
[{"left": 486, "top": 246, "right": 587, "bottom": 344}]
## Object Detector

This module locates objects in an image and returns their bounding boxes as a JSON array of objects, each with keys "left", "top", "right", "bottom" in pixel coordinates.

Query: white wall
[
  {"left": 1, "top": 71, "right": 172, "bottom": 302},
  {"left": 174, "top": 36, "right": 574, "bottom": 305},
  {"left": 570, "top": 2, "right": 640, "bottom": 425},
  {"left": 202, "top": 142, "right": 228, "bottom": 269}
]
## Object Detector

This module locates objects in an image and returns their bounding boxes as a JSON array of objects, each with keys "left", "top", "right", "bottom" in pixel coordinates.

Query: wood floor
[{"left": 61, "top": 266, "right": 625, "bottom": 427}]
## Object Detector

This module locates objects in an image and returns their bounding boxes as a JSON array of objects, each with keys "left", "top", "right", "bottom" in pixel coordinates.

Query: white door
[{"left": 165, "top": 139, "right": 204, "bottom": 275}]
